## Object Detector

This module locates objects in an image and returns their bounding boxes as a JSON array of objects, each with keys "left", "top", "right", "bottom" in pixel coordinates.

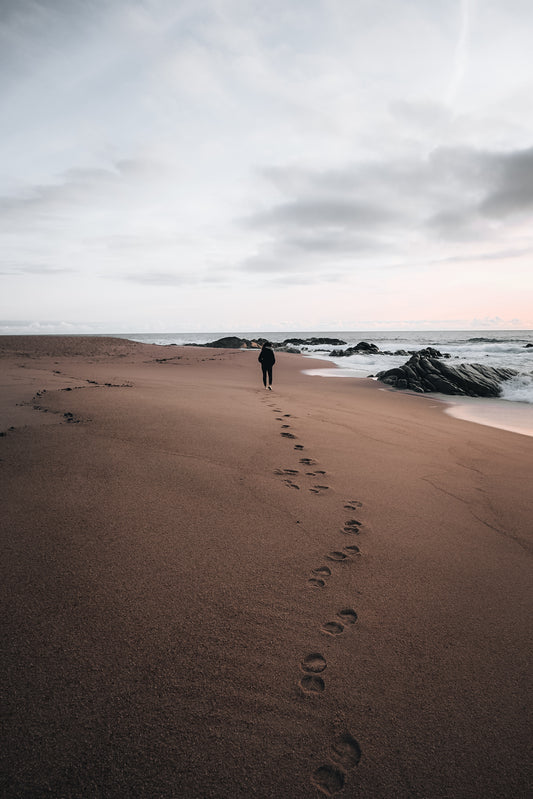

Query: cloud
[
  {"left": 0, "top": 318, "right": 97, "bottom": 334},
  {"left": 119, "top": 270, "right": 229, "bottom": 286},
  {"left": 248, "top": 198, "right": 399, "bottom": 231},
  {"left": 389, "top": 100, "right": 451, "bottom": 134},
  {"left": 238, "top": 144, "right": 533, "bottom": 280},
  {"left": 0, "top": 0, "right": 109, "bottom": 91},
  {"left": 0, "top": 156, "right": 186, "bottom": 276},
  {"left": 0, "top": 261, "right": 75, "bottom": 275},
  {"left": 0, "top": 158, "right": 163, "bottom": 217},
  {"left": 479, "top": 147, "right": 533, "bottom": 217},
  {"left": 0, "top": 167, "right": 117, "bottom": 217},
  {"left": 429, "top": 246, "right": 532, "bottom": 265}
]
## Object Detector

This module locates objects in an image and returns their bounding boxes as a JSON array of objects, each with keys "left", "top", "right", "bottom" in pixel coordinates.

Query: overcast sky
[{"left": 1, "top": 0, "right": 533, "bottom": 333}]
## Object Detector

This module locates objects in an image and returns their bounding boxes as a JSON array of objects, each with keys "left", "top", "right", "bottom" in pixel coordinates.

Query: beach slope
[{"left": 1, "top": 336, "right": 531, "bottom": 798}]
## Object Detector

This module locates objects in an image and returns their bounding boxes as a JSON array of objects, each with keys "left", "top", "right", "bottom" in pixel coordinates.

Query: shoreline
[
  {"left": 1, "top": 336, "right": 531, "bottom": 797},
  {"left": 3, "top": 331, "right": 531, "bottom": 438},
  {"left": 303, "top": 364, "right": 533, "bottom": 438}
]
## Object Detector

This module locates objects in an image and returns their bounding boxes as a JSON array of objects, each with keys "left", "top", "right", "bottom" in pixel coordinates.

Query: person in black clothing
[{"left": 258, "top": 342, "right": 275, "bottom": 389}]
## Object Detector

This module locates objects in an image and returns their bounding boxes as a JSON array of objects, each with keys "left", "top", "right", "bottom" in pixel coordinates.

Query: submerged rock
[{"left": 377, "top": 354, "right": 517, "bottom": 397}]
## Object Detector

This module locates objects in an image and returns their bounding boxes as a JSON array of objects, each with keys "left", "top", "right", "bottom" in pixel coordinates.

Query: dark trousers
[{"left": 262, "top": 366, "right": 273, "bottom": 386}]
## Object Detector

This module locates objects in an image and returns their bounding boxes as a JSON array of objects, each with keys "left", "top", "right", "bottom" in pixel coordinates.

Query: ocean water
[{"left": 123, "top": 330, "right": 533, "bottom": 437}]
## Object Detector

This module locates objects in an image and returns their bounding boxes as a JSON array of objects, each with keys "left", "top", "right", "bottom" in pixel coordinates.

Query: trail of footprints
[
  {"left": 266, "top": 399, "right": 365, "bottom": 796},
  {"left": 272, "top": 419, "right": 331, "bottom": 495}
]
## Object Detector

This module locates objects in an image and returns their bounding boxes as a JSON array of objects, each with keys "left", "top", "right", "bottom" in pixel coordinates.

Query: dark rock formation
[
  {"left": 353, "top": 341, "right": 379, "bottom": 353},
  {"left": 188, "top": 336, "right": 264, "bottom": 349},
  {"left": 525, "top": 343, "right": 532, "bottom": 349},
  {"left": 330, "top": 341, "right": 381, "bottom": 357},
  {"left": 381, "top": 347, "right": 450, "bottom": 358},
  {"left": 415, "top": 347, "right": 446, "bottom": 358},
  {"left": 187, "top": 335, "right": 338, "bottom": 351},
  {"left": 284, "top": 337, "right": 347, "bottom": 346},
  {"left": 377, "top": 354, "right": 518, "bottom": 397},
  {"left": 204, "top": 336, "right": 252, "bottom": 348}
]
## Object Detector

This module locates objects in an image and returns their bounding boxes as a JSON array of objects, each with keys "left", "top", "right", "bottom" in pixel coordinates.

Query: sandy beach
[{"left": 1, "top": 336, "right": 531, "bottom": 798}]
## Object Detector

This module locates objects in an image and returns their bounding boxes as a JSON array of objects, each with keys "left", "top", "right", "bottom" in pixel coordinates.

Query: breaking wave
[{"left": 500, "top": 374, "right": 533, "bottom": 404}]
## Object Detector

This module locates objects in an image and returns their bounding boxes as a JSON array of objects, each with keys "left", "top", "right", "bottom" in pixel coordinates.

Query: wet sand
[{"left": 1, "top": 336, "right": 532, "bottom": 798}]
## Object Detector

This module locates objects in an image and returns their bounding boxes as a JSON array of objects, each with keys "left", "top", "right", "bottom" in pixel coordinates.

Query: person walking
[{"left": 258, "top": 341, "right": 275, "bottom": 389}]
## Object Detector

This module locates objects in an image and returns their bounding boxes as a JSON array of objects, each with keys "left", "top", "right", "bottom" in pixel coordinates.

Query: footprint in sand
[
  {"left": 321, "top": 621, "right": 344, "bottom": 636},
  {"left": 299, "top": 674, "right": 325, "bottom": 694},
  {"left": 299, "top": 655, "right": 326, "bottom": 692},
  {"left": 336, "top": 608, "right": 358, "bottom": 625},
  {"left": 281, "top": 424, "right": 291, "bottom": 428},
  {"left": 312, "top": 733, "right": 362, "bottom": 795},
  {"left": 326, "top": 551, "right": 349, "bottom": 562},
  {"left": 281, "top": 431, "right": 296, "bottom": 439},
  {"left": 343, "top": 544, "right": 361, "bottom": 557},
  {"left": 301, "top": 652, "right": 327, "bottom": 673},
  {"left": 344, "top": 500, "right": 363, "bottom": 510},
  {"left": 326, "top": 546, "right": 361, "bottom": 561},
  {"left": 307, "top": 565, "right": 331, "bottom": 588},
  {"left": 330, "top": 732, "right": 362, "bottom": 769},
  {"left": 299, "top": 457, "right": 316, "bottom": 466},
  {"left": 342, "top": 519, "right": 362, "bottom": 535},
  {"left": 283, "top": 413, "right": 291, "bottom": 417},
  {"left": 283, "top": 480, "right": 300, "bottom": 490},
  {"left": 311, "top": 765, "right": 345, "bottom": 795},
  {"left": 312, "top": 566, "right": 332, "bottom": 578}
]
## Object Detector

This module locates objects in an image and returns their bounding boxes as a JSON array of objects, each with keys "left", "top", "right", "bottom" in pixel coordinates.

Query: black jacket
[{"left": 258, "top": 347, "right": 275, "bottom": 368}]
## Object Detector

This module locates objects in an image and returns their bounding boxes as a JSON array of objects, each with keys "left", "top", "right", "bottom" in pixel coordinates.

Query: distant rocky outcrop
[
  {"left": 330, "top": 341, "right": 380, "bottom": 357},
  {"left": 284, "top": 337, "right": 347, "bottom": 346},
  {"left": 186, "top": 335, "right": 346, "bottom": 351},
  {"left": 330, "top": 343, "right": 452, "bottom": 358},
  {"left": 203, "top": 336, "right": 254, "bottom": 348},
  {"left": 377, "top": 353, "right": 517, "bottom": 397},
  {"left": 190, "top": 336, "right": 275, "bottom": 349}
]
